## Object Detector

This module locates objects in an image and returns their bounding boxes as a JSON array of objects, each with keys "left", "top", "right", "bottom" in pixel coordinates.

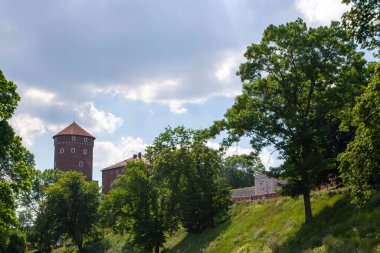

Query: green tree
[
  {"left": 338, "top": 64, "right": 380, "bottom": 206},
  {"left": 0, "top": 70, "right": 34, "bottom": 249},
  {"left": 146, "top": 126, "right": 231, "bottom": 233},
  {"left": 2, "top": 229, "right": 27, "bottom": 253},
  {"left": 18, "top": 169, "right": 63, "bottom": 253},
  {"left": 45, "top": 171, "right": 100, "bottom": 253},
  {"left": 342, "top": 0, "right": 380, "bottom": 50},
  {"left": 101, "top": 160, "right": 169, "bottom": 253},
  {"left": 214, "top": 19, "right": 368, "bottom": 223},
  {"left": 222, "top": 154, "right": 265, "bottom": 189}
]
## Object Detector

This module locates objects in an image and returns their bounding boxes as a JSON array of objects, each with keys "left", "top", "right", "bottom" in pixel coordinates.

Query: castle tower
[{"left": 53, "top": 122, "right": 95, "bottom": 181}]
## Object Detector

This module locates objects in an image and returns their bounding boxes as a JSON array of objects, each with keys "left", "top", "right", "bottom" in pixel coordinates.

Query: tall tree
[
  {"left": 0, "top": 70, "right": 34, "bottom": 248},
  {"left": 338, "top": 64, "right": 380, "bottom": 206},
  {"left": 18, "top": 169, "right": 63, "bottom": 253},
  {"left": 45, "top": 171, "right": 100, "bottom": 253},
  {"left": 214, "top": 19, "right": 368, "bottom": 223},
  {"left": 101, "top": 160, "right": 170, "bottom": 253},
  {"left": 146, "top": 126, "right": 231, "bottom": 233},
  {"left": 342, "top": 0, "right": 380, "bottom": 50},
  {"left": 222, "top": 154, "right": 264, "bottom": 189}
]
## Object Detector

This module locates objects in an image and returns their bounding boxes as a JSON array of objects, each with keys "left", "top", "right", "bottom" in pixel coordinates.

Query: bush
[{"left": 3, "top": 229, "right": 27, "bottom": 253}]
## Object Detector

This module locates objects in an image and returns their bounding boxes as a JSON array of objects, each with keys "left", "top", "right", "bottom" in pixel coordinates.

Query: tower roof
[{"left": 53, "top": 122, "right": 95, "bottom": 139}]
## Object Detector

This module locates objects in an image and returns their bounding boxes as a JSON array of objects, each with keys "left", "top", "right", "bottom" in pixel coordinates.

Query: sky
[{"left": 1, "top": 0, "right": 351, "bottom": 185}]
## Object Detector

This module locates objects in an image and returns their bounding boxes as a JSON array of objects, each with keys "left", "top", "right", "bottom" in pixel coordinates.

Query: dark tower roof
[{"left": 53, "top": 122, "right": 95, "bottom": 139}]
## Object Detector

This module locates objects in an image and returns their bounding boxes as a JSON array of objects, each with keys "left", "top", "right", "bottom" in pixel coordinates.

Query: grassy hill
[{"left": 52, "top": 189, "right": 380, "bottom": 253}]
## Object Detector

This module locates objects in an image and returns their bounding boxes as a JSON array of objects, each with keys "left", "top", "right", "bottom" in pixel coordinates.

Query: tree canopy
[
  {"left": 342, "top": 0, "right": 380, "bottom": 50},
  {"left": 146, "top": 126, "right": 231, "bottom": 233},
  {"left": 338, "top": 63, "right": 380, "bottom": 206},
  {"left": 214, "top": 19, "right": 369, "bottom": 223},
  {"left": 221, "top": 154, "right": 264, "bottom": 189},
  {"left": 0, "top": 70, "right": 34, "bottom": 249},
  {"left": 45, "top": 171, "right": 100, "bottom": 253},
  {"left": 101, "top": 160, "right": 169, "bottom": 253}
]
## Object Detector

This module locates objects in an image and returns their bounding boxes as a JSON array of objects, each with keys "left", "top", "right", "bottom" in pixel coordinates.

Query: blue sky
[{"left": 1, "top": 0, "right": 351, "bottom": 184}]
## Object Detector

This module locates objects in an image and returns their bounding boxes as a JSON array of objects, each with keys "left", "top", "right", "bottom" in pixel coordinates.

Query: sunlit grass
[
  {"left": 164, "top": 189, "right": 380, "bottom": 253},
  {"left": 48, "top": 189, "right": 380, "bottom": 253}
]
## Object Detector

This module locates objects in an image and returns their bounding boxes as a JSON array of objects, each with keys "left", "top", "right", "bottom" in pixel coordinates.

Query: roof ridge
[{"left": 53, "top": 122, "right": 95, "bottom": 138}]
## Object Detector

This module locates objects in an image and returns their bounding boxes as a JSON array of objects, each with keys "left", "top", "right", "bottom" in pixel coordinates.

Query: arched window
[
  {"left": 79, "top": 161, "right": 83, "bottom": 167},
  {"left": 83, "top": 149, "right": 87, "bottom": 155},
  {"left": 72, "top": 136, "right": 76, "bottom": 141},
  {"left": 84, "top": 137, "right": 88, "bottom": 143},
  {"left": 60, "top": 148, "right": 64, "bottom": 153},
  {"left": 71, "top": 148, "right": 75, "bottom": 153}
]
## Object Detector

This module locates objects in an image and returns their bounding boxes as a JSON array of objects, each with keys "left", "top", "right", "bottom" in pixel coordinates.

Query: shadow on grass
[
  {"left": 164, "top": 218, "right": 232, "bottom": 253},
  {"left": 273, "top": 192, "right": 380, "bottom": 253}
]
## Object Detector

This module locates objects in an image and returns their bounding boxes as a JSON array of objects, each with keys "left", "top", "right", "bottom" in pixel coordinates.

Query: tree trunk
[
  {"left": 155, "top": 244, "right": 160, "bottom": 253},
  {"left": 76, "top": 235, "right": 83, "bottom": 253},
  {"left": 303, "top": 190, "right": 313, "bottom": 224}
]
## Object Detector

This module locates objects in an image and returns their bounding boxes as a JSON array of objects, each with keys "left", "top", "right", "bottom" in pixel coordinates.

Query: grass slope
[
  {"left": 51, "top": 190, "right": 380, "bottom": 253},
  {"left": 164, "top": 190, "right": 380, "bottom": 253}
]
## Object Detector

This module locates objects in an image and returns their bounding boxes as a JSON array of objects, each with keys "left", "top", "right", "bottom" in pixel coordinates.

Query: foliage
[
  {"left": 16, "top": 169, "right": 63, "bottom": 253},
  {"left": 18, "top": 168, "right": 63, "bottom": 226},
  {"left": 163, "top": 190, "right": 380, "bottom": 253},
  {"left": 2, "top": 229, "right": 27, "bottom": 253},
  {"left": 213, "top": 19, "right": 369, "bottom": 223},
  {"left": 101, "top": 160, "right": 169, "bottom": 253},
  {"left": 0, "top": 69, "right": 34, "bottom": 248},
  {"left": 146, "top": 126, "right": 231, "bottom": 233},
  {"left": 221, "top": 154, "right": 265, "bottom": 189},
  {"left": 338, "top": 64, "right": 380, "bottom": 206},
  {"left": 45, "top": 171, "right": 100, "bottom": 253},
  {"left": 342, "top": 0, "right": 380, "bottom": 50}
]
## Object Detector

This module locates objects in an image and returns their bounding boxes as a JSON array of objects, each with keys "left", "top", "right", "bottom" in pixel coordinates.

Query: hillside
[
  {"left": 163, "top": 190, "right": 380, "bottom": 253},
  {"left": 52, "top": 189, "right": 380, "bottom": 253}
]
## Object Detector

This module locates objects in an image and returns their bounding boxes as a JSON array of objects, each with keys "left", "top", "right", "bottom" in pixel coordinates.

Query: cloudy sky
[{"left": 1, "top": 0, "right": 350, "bottom": 184}]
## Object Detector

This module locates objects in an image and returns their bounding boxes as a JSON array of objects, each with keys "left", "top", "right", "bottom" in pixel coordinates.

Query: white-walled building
[{"left": 254, "top": 174, "right": 287, "bottom": 196}]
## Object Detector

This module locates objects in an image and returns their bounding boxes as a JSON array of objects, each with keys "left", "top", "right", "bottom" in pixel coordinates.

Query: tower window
[
  {"left": 60, "top": 148, "right": 64, "bottom": 153},
  {"left": 72, "top": 136, "right": 76, "bottom": 141},
  {"left": 71, "top": 148, "right": 76, "bottom": 153},
  {"left": 83, "top": 149, "right": 87, "bottom": 155},
  {"left": 84, "top": 137, "right": 88, "bottom": 142},
  {"left": 79, "top": 161, "right": 83, "bottom": 167}
]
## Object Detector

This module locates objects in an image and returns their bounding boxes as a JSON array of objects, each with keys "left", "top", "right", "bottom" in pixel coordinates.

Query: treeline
[
  {"left": 1, "top": 0, "right": 380, "bottom": 252},
  {"left": 14, "top": 128, "right": 257, "bottom": 253}
]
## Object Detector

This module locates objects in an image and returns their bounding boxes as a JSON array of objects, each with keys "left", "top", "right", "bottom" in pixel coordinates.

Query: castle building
[
  {"left": 101, "top": 152, "right": 145, "bottom": 193},
  {"left": 53, "top": 122, "right": 95, "bottom": 181}
]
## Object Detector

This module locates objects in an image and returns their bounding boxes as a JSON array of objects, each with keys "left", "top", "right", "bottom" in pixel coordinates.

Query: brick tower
[{"left": 53, "top": 122, "right": 95, "bottom": 181}]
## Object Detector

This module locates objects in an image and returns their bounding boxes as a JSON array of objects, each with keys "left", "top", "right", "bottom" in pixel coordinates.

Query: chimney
[{"left": 138, "top": 152, "right": 142, "bottom": 159}]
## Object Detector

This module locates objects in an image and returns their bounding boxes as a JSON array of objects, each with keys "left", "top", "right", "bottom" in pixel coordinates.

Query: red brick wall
[
  {"left": 54, "top": 135, "right": 94, "bottom": 181},
  {"left": 102, "top": 166, "right": 125, "bottom": 193}
]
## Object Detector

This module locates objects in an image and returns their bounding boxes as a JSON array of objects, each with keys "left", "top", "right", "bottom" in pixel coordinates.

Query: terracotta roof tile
[{"left": 53, "top": 122, "right": 95, "bottom": 138}]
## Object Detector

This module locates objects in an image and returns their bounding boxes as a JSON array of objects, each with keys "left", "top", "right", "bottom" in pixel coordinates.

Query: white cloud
[
  {"left": 77, "top": 103, "right": 123, "bottom": 134},
  {"left": 97, "top": 79, "right": 181, "bottom": 104},
  {"left": 10, "top": 114, "right": 47, "bottom": 147},
  {"left": 93, "top": 79, "right": 207, "bottom": 114},
  {"left": 24, "top": 88, "right": 56, "bottom": 104},
  {"left": 215, "top": 50, "right": 242, "bottom": 86},
  {"left": 93, "top": 136, "right": 148, "bottom": 169},
  {"left": 295, "top": 0, "right": 350, "bottom": 24},
  {"left": 168, "top": 100, "right": 188, "bottom": 114},
  {"left": 259, "top": 147, "right": 283, "bottom": 169}
]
